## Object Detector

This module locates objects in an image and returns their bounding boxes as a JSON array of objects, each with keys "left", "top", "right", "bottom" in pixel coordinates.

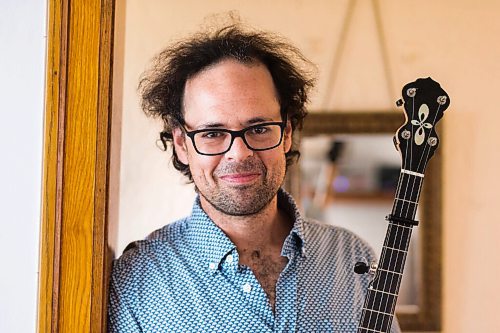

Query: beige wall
[
  {"left": 111, "top": 1, "right": 500, "bottom": 332},
  {"left": 441, "top": 2, "right": 500, "bottom": 331}
]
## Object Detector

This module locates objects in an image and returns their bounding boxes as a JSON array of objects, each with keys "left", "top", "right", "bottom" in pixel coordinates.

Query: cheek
[
  {"left": 258, "top": 150, "right": 287, "bottom": 172},
  {"left": 188, "top": 154, "right": 221, "bottom": 179}
]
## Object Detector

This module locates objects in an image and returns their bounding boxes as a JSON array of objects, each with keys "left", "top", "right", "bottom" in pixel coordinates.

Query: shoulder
[
  {"left": 111, "top": 217, "right": 190, "bottom": 286},
  {"left": 303, "top": 218, "right": 370, "bottom": 245},
  {"left": 302, "top": 218, "right": 375, "bottom": 259}
]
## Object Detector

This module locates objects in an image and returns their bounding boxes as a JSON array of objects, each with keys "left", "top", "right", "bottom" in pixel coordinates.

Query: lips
[{"left": 219, "top": 172, "right": 260, "bottom": 184}]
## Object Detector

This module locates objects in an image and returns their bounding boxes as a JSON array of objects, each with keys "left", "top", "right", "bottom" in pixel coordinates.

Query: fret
[
  {"left": 394, "top": 197, "right": 419, "bottom": 205},
  {"left": 401, "top": 169, "right": 424, "bottom": 178},
  {"left": 364, "top": 287, "right": 398, "bottom": 314},
  {"left": 360, "top": 293, "right": 395, "bottom": 332},
  {"left": 371, "top": 270, "right": 402, "bottom": 294},
  {"left": 363, "top": 308, "right": 394, "bottom": 317},
  {"left": 393, "top": 172, "right": 423, "bottom": 220},
  {"left": 379, "top": 247, "right": 407, "bottom": 274},
  {"left": 359, "top": 293, "right": 396, "bottom": 332},
  {"left": 377, "top": 267, "right": 403, "bottom": 276},
  {"left": 359, "top": 217, "right": 411, "bottom": 321},
  {"left": 368, "top": 286, "right": 398, "bottom": 297},
  {"left": 395, "top": 172, "right": 422, "bottom": 202},
  {"left": 393, "top": 200, "right": 418, "bottom": 219},
  {"left": 359, "top": 317, "right": 390, "bottom": 332},
  {"left": 387, "top": 223, "right": 412, "bottom": 230},
  {"left": 358, "top": 327, "right": 384, "bottom": 333},
  {"left": 359, "top": 308, "right": 394, "bottom": 332},
  {"left": 383, "top": 224, "right": 412, "bottom": 252},
  {"left": 382, "top": 246, "right": 407, "bottom": 254},
  {"left": 359, "top": 185, "right": 416, "bottom": 332}
]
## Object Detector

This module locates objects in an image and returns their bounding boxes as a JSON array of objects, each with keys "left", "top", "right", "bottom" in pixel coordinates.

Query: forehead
[{"left": 182, "top": 59, "right": 281, "bottom": 127}]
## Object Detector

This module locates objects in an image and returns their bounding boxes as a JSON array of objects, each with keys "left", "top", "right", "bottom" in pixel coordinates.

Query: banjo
[{"left": 354, "top": 77, "right": 450, "bottom": 332}]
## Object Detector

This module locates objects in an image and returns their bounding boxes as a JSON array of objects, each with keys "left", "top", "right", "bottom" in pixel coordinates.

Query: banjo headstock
[{"left": 394, "top": 77, "right": 450, "bottom": 175}]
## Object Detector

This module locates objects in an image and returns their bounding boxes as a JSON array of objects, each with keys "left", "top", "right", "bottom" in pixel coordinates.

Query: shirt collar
[
  {"left": 276, "top": 188, "right": 309, "bottom": 258},
  {"left": 186, "top": 197, "right": 236, "bottom": 274},
  {"left": 186, "top": 188, "right": 309, "bottom": 274}
]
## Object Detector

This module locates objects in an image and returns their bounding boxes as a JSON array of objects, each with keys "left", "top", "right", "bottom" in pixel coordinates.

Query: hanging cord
[
  {"left": 321, "top": 0, "right": 356, "bottom": 108},
  {"left": 373, "top": 0, "right": 395, "bottom": 107},
  {"left": 322, "top": 0, "right": 394, "bottom": 110}
]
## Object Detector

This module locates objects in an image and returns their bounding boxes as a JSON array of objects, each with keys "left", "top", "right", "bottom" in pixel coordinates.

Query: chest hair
[{"left": 240, "top": 250, "right": 288, "bottom": 311}]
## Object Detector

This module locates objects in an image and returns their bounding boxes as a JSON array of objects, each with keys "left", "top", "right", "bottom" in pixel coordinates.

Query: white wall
[{"left": 0, "top": 1, "right": 46, "bottom": 332}]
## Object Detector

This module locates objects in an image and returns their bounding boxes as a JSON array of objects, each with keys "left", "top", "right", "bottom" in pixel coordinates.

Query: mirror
[{"left": 287, "top": 112, "right": 442, "bottom": 330}]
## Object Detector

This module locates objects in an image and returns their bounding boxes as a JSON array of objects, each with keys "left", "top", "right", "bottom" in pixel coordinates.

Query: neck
[{"left": 199, "top": 194, "right": 292, "bottom": 251}]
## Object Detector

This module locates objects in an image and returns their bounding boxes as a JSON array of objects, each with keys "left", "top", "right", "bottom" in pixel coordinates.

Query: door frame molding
[{"left": 38, "top": 1, "right": 115, "bottom": 332}]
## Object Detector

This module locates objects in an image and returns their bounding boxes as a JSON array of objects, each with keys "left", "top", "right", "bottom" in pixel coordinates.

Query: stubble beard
[{"left": 197, "top": 158, "right": 284, "bottom": 216}]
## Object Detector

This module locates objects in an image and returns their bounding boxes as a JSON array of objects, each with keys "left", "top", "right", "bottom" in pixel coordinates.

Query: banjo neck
[
  {"left": 356, "top": 77, "right": 450, "bottom": 332},
  {"left": 358, "top": 171, "right": 422, "bottom": 332}
]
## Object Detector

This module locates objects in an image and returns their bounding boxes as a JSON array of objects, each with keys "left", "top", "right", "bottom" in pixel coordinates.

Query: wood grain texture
[
  {"left": 301, "top": 111, "right": 404, "bottom": 135},
  {"left": 38, "top": 0, "right": 115, "bottom": 332},
  {"left": 92, "top": 0, "right": 115, "bottom": 331},
  {"left": 38, "top": 1, "right": 66, "bottom": 332}
]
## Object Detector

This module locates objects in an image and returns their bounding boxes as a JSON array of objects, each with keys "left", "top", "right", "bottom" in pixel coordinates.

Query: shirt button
[
  {"left": 242, "top": 283, "right": 252, "bottom": 293},
  {"left": 226, "top": 254, "right": 234, "bottom": 264},
  {"left": 209, "top": 262, "right": 217, "bottom": 270}
]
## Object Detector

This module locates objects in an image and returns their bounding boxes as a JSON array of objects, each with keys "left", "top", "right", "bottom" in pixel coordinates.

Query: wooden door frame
[{"left": 38, "top": 0, "right": 115, "bottom": 332}]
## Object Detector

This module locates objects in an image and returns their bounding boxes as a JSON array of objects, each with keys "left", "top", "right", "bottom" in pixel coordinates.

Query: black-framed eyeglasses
[{"left": 181, "top": 120, "right": 287, "bottom": 156}]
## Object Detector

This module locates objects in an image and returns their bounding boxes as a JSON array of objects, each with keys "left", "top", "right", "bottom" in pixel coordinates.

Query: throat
[{"left": 210, "top": 204, "right": 293, "bottom": 253}]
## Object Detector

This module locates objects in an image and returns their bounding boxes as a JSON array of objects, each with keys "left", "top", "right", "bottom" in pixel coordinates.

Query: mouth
[{"left": 219, "top": 172, "right": 261, "bottom": 185}]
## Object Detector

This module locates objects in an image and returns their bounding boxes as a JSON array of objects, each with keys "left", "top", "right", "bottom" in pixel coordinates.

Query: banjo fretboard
[{"left": 356, "top": 77, "right": 450, "bottom": 332}]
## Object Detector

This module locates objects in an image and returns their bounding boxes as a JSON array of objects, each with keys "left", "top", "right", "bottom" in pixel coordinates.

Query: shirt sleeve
[{"left": 107, "top": 262, "right": 143, "bottom": 333}]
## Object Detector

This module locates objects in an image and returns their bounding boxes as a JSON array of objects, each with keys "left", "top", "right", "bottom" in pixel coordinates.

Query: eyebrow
[
  {"left": 195, "top": 122, "right": 225, "bottom": 130},
  {"left": 195, "top": 117, "right": 278, "bottom": 130},
  {"left": 247, "top": 117, "right": 275, "bottom": 125}
]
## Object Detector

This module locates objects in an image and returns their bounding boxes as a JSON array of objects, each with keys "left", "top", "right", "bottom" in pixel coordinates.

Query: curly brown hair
[{"left": 139, "top": 25, "right": 315, "bottom": 182}]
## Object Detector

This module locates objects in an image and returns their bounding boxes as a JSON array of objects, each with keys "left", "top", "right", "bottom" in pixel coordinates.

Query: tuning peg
[
  {"left": 354, "top": 262, "right": 369, "bottom": 274},
  {"left": 396, "top": 99, "right": 403, "bottom": 107},
  {"left": 437, "top": 96, "right": 447, "bottom": 105},
  {"left": 427, "top": 137, "right": 438, "bottom": 146},
  {"left": 354, "top": 261, "right": 378, "bottom": 275}
]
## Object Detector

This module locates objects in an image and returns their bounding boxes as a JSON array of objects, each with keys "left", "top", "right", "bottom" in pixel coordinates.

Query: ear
[
  {"left": 283, "top": 120, "right": 293, "bottom": 154},
  {"left": 172, "top": 127, "right": 189, "bottom": 165}
]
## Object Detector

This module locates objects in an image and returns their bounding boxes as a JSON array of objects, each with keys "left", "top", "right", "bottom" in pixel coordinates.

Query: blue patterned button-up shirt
[{"left": 108, "top": 189, "right": 400, "bottom": 332}]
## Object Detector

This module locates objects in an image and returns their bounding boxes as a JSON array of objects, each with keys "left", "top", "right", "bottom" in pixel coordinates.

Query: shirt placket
[
  {"left": 221, "top": 249, "right": 275, "bottom": 332},
  {"left": 273, "top": 251, "right": 298, "bottom": 333}
]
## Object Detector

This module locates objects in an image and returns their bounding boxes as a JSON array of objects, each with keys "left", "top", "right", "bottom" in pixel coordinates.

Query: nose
[{"left": 224, "top": 136, "right": 253, "bottom": 161}]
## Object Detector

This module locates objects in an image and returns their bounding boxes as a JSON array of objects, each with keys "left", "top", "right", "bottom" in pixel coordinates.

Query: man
[{"left": 108, "top": 25, "right": 400, "bottom": 333}]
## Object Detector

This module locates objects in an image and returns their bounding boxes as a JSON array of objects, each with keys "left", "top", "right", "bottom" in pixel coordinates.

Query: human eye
[
  {"left": 200, "top": 130, "right": 226, "bottom": 139},
  {"left": 249, "top": 125, "right": 270, "bottom": 135}
]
